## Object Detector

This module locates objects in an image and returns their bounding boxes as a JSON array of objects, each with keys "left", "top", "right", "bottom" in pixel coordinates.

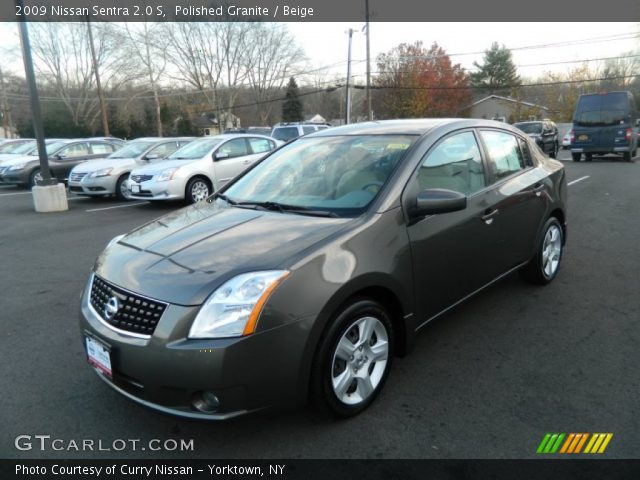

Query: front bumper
[
  {"left": 128, "top": 178, "right": 185, "bottom": 201},
  {"left": 79, "top": 275, "right": 313, "bottom": 419},
  {"left": 0, "top": 169, "right": 30, "bottom": 185},
  {"left": 69, "top": 175, "right": 118, "bottom": 196}
]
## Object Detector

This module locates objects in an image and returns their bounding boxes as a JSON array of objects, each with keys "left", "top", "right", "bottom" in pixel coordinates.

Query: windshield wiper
[
  {"left": 234, "top": 201, "right": 339, "bottom": 218},
  {"left": 208, "top": 192, "right": 237, "bottom": 205}
]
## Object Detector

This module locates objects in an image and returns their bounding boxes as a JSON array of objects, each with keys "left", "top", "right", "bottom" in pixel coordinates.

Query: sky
[{"left": 1, "top": 21, "right": 638, "bottom": 83}]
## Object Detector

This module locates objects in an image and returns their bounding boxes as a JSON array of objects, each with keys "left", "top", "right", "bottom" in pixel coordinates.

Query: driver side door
[{"left": 404, "top": 130, "right": 504, "bottom": 322}]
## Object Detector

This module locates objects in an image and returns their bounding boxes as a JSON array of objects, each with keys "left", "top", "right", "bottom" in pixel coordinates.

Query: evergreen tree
[
  {"left": 282, "top": 77, "right": 303, "bottom": 122},
  {"left": 470, "top": 42, "right": 521, "bottom": 94}
]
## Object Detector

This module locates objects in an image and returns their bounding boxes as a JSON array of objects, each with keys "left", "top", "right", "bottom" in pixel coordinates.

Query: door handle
[
  {"left": 533, "top": 183, "right": 545, "bottom": 196},
  {"left": 481, "top": 208, "right": 499, "bottom": 225}
]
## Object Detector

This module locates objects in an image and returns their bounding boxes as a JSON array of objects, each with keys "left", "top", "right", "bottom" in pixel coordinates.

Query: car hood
[
  {"left": 72, "top": 158, "right": 135, "bottom": 173},
  {"left": 130, "top": 159, "right": 198, "bottom": 176},
  {"left": 94, "top": 202, "right": 351, "bottom": 305},
  {"left": 0, "top": 155, "right": 38, "bottom": 167}
]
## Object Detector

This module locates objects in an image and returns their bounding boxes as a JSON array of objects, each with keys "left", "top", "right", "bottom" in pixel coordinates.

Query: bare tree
[
  {"left": 29, "top": 22, "right": 134, "bottom": 132},
  {"left": 123, "top": 23, "right": 168, "bottom": 136},
  {"left": 243, "top": 24, "right": 305, "bottom": 126}
]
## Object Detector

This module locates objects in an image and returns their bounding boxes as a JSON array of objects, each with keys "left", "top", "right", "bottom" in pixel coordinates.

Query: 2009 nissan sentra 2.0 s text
[{"left": 80, "top": 119, "right": 567, "bottom": 420}]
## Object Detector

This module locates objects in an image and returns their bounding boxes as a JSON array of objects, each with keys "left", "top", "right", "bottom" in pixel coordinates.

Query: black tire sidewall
[
  {"left": 186, "top": 177, "right": 211, "bottom": 204},
  {"left": 115, "top": 174, "right": 129, "bottom": 200},
  {"left": 312, "top": 298, "right": 394, "bottom": 417}
]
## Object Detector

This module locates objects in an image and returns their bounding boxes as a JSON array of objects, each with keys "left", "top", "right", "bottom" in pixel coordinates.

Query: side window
[
  {"left": 90, "top": 142, "right": 115, "bottom": 155},
  {"left": 59, "top": 143, "right": 89, "bottom": 158},
  {"left": 480, "top": 130, "right": 526, "bottom": 180},
  {"left": 302, "top": 126, "right": 315, "bottom": 135},
  {"left": 217, "top": 138, "right": 248, "bottom": 159},
  {"left": 518, "top": 137, "right": 534, "bottom": 167},
  {"left": 416, "top": 131, "right": 486, "bottom": 195},
  {"left": 247, "top": 137, "right": 272, "bottom": 154},
  {"left": 148, "top": 142, "right": 178, "bottom": 158}
]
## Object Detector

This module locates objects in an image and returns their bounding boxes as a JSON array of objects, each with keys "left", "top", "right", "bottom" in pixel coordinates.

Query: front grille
[
  {"left": 130, "top": 174, "right": 153, "bottom": 183},
  {"left": 70, "top": 172, "right": 88, "bottom": 182},
  {"left": 90, "top": 275, "right": 167, "bottom": 336},
  {"left": 69, "top": 186, "right": 83, "bottom": 193}
]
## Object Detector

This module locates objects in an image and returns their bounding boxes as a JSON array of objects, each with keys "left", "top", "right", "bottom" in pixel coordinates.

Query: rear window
[
  {"left": 574, "top": 92, "right": 631, "bottom": 127},
  {"left": 272, "top": 127, "right": 299, "bottom": 142}
]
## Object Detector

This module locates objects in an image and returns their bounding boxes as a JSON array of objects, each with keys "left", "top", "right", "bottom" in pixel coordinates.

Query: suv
[
  {"left": 571, "top": 91, "right": 638, "bottom": 162},
  {"left": 513, "top": 120, "right": 559, "bottom": 158},
  {"left": 271, "top": 122, "right": 331, "bottom": 142}
]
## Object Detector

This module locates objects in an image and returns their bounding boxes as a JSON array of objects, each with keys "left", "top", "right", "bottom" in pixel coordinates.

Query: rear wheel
[
  {"left": 571, "top": 153, "right": 581, "bottom": 162},
  {"left": 115, "top": 174, "right": 129, "bottom": 200},
  {"left": 585, "top": 153, "right": 593, "bottom": 162},
  {"left": 623, "top": 151, "right": 632, "bottom": 162},
  {"left": 520, "top": 217, "right": 563, "bottom": 285},
  {"left": 311, "top": 298, "right": 393, "bottom": 417},
  {"left": 549, "top": 142, "right": 558, "bottom": 158},
  {"left": 185, "top": 177, "right": 211, "bottom": 204}
]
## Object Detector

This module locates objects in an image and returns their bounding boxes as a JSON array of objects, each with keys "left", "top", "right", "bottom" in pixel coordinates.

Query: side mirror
[
  {"left": 144, "top": 154, "right": 159, "bottom": 161},
  {"left": 214, "top": 152, "right": 229, "bottom": 161},
  {"left": 56, "top": 154, "right": 66, "bottom": 160},
  {"left": 410, "top": 189, "right": 467, "bottom": 218}
]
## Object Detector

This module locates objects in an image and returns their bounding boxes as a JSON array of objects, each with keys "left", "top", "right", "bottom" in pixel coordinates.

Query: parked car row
[{"left": 0, "top": 138, "right": 124, "bottom": 187}]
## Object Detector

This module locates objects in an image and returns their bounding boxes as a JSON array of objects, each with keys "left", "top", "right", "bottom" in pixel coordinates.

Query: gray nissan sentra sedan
[{"left": 80, "top": 119, "right": 567, "bottom": 419}]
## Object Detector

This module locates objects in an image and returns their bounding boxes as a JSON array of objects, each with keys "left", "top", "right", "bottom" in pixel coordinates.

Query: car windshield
[
  {"left": 221, "top": 135, "right": 416, "bottom": 217},
  {"left": 45, "top": 142, "right": 70, "bottom": 154},
  {"left": 168, "top": 137, "right": 223, "bottom": 159},
  {"left": 3, "top": 141, "right": 37, "bottom": 154},
  {"left": 0, "top": 141, "right": 31, "bottom": 153},
  {"left": 109, "top": 140, "right": 156, "bottom": 159},
  {"left": 514, "top": 123, "right": 542, "bottom": 134},
  {"left": 272, "top": 127, "right": 299, "bottom": 141}
]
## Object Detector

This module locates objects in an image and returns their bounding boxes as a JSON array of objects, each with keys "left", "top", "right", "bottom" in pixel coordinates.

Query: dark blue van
[{"left": 571, "top": 91, "right": 638, "bottom": 162}]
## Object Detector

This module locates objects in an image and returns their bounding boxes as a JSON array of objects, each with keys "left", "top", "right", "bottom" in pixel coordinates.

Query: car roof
[{"left": 309, "top": 118, "right": 509, "bottom": 137}]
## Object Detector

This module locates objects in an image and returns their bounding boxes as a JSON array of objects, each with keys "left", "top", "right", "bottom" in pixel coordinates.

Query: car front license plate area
[
  {"left": 130, "top": 184, "right": 141, "bottom": 194},
  {"left": 85, "top": 335, "right": 112, "bottom": 379}
]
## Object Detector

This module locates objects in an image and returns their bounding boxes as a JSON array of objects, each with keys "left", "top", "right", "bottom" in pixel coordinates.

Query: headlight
[
  {"left": 89, "top": 167, "right": 113, "bottom": 178},
  {"left": 106, "top": 234, "right": 125, "bottom": 249},
  {"left": 188, "top": 270, "right": 290, "bottom": 339},
  {"left": 8, "top": 163, "right": 26, "bottom": 171},
  {"left": 156, "top": 167, "right": 179, "bottom": 182}
]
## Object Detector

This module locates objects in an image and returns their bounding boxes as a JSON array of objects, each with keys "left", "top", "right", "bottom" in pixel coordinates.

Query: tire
[
  {"left": 585, "top": 153, "right": 593, "bottom": 162},
  {"left": 311, "top": 298, "right": 394, "bottom": 417},
  {"left": 549, "top": 142, "right": 558, "bottom": 159},
  {"left": 115, "top": 174, "right": 129, "bottom": 200},
  {"left": 185, "top": 177, "right": 212, "bottom": 204},
  {"left": 29, "top": 168, "right": 43, "bottom": 187},
  {"left": 520, "top": 217, "right": 564, "bottom": 285},
  {"left": 571, "top": 153, "right": 581, "bottom": 162},
  {"left": 622, "top": 151, "right": 632, "bottom": 162}
]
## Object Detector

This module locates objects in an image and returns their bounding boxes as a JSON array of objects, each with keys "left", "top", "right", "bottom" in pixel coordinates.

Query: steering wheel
[{"left": 361, "top": 181, "right": 384, "bottom": 193}]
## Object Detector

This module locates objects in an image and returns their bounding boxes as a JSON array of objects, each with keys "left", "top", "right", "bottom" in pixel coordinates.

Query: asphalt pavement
[{"left": 1, "top": 150, "right": 638, "bottom": 459}]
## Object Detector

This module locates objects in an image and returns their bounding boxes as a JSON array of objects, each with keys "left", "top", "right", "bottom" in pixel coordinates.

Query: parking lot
[{"left": 1, "top": 148, "right": 638, "bottom": 459}]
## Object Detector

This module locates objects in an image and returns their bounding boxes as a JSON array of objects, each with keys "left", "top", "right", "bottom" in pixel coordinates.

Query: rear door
[{"left": 478, "top": 129, "right": 548, "bottom": 269}]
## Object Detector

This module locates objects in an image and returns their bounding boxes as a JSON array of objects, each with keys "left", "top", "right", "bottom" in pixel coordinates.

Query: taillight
[
  {"left": 569, "top": 130, "right": 574, "bottom": 143},
  {"left": 625, "top": 128, "right": 632, "bottom": 142}
]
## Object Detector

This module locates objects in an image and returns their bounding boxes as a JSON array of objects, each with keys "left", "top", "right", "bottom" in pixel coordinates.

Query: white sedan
[{"left": 127, "top": 134, "right": 280, "bottom": 204}]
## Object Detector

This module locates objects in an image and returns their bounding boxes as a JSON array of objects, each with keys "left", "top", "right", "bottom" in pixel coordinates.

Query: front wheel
[
  {"left": 520, "top": 217, "right": 564, "bottom": 285},
  {"left": 115, "top": 174, "right": 130, "bottom": 200},
  {"left": 185, "top": 177, "right": 211, "bottom": 204}
]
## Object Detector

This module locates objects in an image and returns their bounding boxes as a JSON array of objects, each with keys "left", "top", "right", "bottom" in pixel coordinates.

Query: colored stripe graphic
[{"left": 539, "top": 433, "right": 613, "bottom": 454}]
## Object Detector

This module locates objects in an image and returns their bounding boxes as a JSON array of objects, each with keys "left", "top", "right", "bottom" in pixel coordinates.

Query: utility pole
[
  {"left": 345, "top": 28, "right": 354, "bottom": 125},
  {"left": 0, "top": 65, "right": 14, "bottom": 138},
  {"left": 365, "top": 0, "right": 372, "bottom": 121},
  {"left": 86, "top": 18, "right": 110, "bottom": 136},
  {"left": 16, "top": 0, "right": 54, "bottom": 185}
]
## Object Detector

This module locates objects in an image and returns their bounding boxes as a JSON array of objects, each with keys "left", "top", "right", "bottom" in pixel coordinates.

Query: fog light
[{"left": 192, "top": 391, "right": 220, "bottom": 413}]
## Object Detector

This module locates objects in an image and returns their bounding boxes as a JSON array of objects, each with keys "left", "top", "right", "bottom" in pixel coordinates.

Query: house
[
  {"left": 466, "top": 95, "right": 550, "bottom": 123},
  {"left": 191, "top": 112, "right": 242, "bottom": 136}
]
